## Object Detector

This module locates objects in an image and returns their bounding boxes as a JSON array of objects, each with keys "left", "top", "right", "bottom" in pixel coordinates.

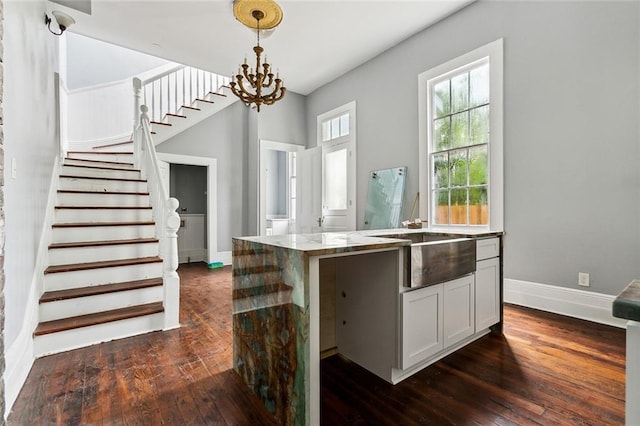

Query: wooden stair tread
[
  {"left": 195, "top": 98, "right": 215, "bottom": 104},
  {"left": 57, "top": 189, "right": 149, "bottom": 196},
  {"left": 208, "top": 91, "right": 228, "bottom": 97},
  {"left": 91, "top": 140, "right": 133, "bottom": 149},
  {"left": 181, "top": 105, "right": 201, "bottom": 111},
  {"left": 65, "top": 158, "right": 134, "bottom": 167},
  {"left": 150, "top": 121, "right": 172, "bottom": 127},
  {"left": 62, "top": 164, "right": 141, "bottom": 173},
  {"left": 45, "top": 256, "right": 162, "bottom": 274},
  {"left": 59, "top": 174, "right": 147, "bottom": 183},
  {"left": 34, "top": 302, "right": 164, "bottom": 336},
  {"left": 67, "top": 151, "right": 133, "bottom": 158},
  {"left": 166, "top": 113, "right": 187, "bottom": 118},
  {"left": 53, "top": 221, "right": 155, "bottom": 228},
  {"left": 49, "top": 237, "right": 159, "bottom": 249},
  {"left": 40, "top": 278, "right": 163, "bottom": 303},
  {"left": 55, "top": 205, "right": 152, "bottom": 210}
]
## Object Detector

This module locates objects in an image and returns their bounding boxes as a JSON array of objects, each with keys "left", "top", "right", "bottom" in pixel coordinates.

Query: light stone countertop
[{"left": 235, "top": 228, "right": 502, "bottom": 256}]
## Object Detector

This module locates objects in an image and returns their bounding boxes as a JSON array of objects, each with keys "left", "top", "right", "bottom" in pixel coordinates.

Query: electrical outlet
[{"left": 578, "top": 272, "right": 590, "bottom": 287}]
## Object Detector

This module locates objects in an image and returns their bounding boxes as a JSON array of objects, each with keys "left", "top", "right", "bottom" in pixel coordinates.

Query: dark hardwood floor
[{"left": 8, "top": 263, "right": 625, "bottom": 425}]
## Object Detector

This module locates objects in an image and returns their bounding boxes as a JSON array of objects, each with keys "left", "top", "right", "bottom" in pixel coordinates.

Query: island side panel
[{"left": 232, "top": 238, "right": 310, "bottom": 425}]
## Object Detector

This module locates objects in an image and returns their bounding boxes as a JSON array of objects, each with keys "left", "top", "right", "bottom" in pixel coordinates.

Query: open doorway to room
[
  {"left": 157, "top": 153, "right": 221, "bottom": 264},
  {"left": 170, "top": 164, "right": 207, "bottom": 263},
  {"left": 258, "top": 140, "right": 304, "bottom": 236}
]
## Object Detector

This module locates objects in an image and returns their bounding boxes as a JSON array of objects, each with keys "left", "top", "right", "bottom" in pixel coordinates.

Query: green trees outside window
[{"left": 431, "top": 63, "right": 489, "bottom": 226}]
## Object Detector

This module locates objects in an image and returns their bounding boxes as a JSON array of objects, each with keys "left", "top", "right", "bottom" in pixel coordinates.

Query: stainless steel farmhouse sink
[
  {"left": 409, "top": 238, "right": 476, "bottom": 288},
  {"left": 374, "top": 232, "right": 477, "bottom": 288}
]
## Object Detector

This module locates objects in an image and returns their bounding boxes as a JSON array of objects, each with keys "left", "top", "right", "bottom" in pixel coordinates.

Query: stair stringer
[{"left": 150, "top": 87, "right": 239, "bottom": 145}]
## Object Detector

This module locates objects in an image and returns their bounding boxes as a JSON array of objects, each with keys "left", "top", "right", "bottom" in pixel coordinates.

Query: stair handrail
[
  {"left": 135, "top": 104, "right": 181, "bottom": 329},
  {"left": 132, "top": 65, "right": 230, "bottom": 127}
]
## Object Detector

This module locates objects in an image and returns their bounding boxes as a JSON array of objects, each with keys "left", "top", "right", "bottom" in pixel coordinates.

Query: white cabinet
[
  {"left": 401, "top": 274, "right": 475, "bottom": 370},
  {"left": 475, "top": 257, "right": 500, "bottom": 330},
  {"left": 443, "top": 275, "right": 475, "bottom": 347},
  {"left": 401, "top": 284, "right": 443, "bottom": 369}
]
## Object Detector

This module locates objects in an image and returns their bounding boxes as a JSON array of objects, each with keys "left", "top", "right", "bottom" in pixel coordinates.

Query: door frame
[
  {"left": 157, "top": 153, "right": 218, "bottom": 263},
  {"left": 316, "top": 101, "right": 357, "bottom": 231},
  {"left": 258, "top": 139, "right": 305, "bottom": 236}
]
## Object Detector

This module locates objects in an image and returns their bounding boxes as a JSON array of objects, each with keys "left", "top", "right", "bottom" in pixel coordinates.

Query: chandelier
[{"left": 230, "top": 0, "right": 286, "bottom": 112}]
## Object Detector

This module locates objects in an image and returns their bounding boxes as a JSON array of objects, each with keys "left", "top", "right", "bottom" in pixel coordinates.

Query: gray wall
[
  {"left": 157, "top": 102, "right": 248, "bottom": 253},
  {"left": 4, "top": 0, "right": 59, "bottom": 348},
  {"left": 170, "top": 164, "right": 207, "bottom": 215},
  {"left": 265, "top": 150, "right": 287, "bottom": 217},
  {"left": 66, "top": 32, "right": 169, "bottom": 90},
  {"left": 305, "top": 0, "right": 640, "bottom": 296}
]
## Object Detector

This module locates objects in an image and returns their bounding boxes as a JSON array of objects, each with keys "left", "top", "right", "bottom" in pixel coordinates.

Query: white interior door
[
  {"left": 296, "top": 147, "right": 322, "bottom": 233},
  {"left": 322, "top": 142, "right": 354, "bottom": 232}
]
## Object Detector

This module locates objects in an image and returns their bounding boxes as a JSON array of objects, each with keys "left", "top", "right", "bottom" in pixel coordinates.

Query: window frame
[{"left": 418, "top": 39, "right": 504, "bottom": 232}]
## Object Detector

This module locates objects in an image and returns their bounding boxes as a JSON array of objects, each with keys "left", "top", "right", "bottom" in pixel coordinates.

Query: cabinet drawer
[{"left": 476, "top": 237, "right": 499, "bottom": 261}]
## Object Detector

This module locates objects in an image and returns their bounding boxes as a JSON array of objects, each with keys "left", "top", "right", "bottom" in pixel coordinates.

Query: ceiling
[{"left": 49, "top": 0, "right": 473, "bottom": 95}]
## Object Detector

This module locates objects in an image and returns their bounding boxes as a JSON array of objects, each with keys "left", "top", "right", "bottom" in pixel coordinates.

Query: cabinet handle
[{"left": 341, "top": 291, "right": 346, "bottom": 298}]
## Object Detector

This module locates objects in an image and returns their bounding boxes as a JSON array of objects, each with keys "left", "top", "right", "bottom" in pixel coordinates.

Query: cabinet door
[
  {"left": 401, "top": 284, "right": 443, "bottom": 370},
  {"left": 475, "top": 257, "right": 500, "bottom": 330},
  {"left": 443, "top": 275, "right": 475, "bottom": 348}
]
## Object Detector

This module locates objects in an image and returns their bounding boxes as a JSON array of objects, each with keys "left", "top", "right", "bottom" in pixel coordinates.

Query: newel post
[{"left": 163, "top": 197, "right": 181, "bottom": 329}]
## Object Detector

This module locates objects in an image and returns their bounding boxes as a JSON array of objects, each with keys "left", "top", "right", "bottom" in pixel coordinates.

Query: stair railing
[
  {"left": 133, "top": 65, "right": 230, "bottom": 126},
  {"left": 135, "top": 104, "right": 181, "bottom": 330}
]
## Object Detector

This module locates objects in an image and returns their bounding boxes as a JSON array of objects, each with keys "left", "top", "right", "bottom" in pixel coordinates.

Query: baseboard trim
[
  {"left": 504, "top": 278, "right": 627, "bottom": 329},
  {"left": 178, "top": 249, "right": 206, "bottom": 264},
  {"left": 213, "top": 251, "right": 232, "bottom": 266}
]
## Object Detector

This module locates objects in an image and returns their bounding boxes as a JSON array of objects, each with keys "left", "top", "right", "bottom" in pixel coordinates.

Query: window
[{"left": 419, "top": 40, "right": 503, "bottom": 231}]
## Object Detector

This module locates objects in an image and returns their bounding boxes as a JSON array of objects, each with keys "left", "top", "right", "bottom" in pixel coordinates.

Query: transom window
[
  {"left": 418, "top": 39, "right": 503, "bottom": 231},
  {"left": 321, "top": 112, "right": 350, "bottom": 142}
]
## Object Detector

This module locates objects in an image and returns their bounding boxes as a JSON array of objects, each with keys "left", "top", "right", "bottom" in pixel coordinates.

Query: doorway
[
  {"left": 157, "top": 153, "right": 220, "bottom": 263},
  {"left": 170, "top": 164, "right": 207, "bottom": 263},
  {"left": 258, "top": 140, "right": 304, "bottom": 236}
]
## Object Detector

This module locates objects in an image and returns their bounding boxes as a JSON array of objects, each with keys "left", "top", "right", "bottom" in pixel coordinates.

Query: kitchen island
[{"left": 232, "top": 230, "right": 502, "bottom": 425}]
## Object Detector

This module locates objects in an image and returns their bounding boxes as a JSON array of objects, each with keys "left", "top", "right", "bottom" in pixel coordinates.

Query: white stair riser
[
  {"left": 54, "top": 208, "right": 153, "bottom": 223},
  {"left": 52, "top": 225, "right": 156, "bottom": 243},
  {"left": 49, "top": 241, "right": 159, "bottom": 264},
  {"left": 45, "top": 262, "right": 163, "bottom": 291},
  {"left": 59, "top": 177, "right": 147, "bottom": 193},
  {"left": 57, "top": 192, "right": 149, "bottom": 207},
  {"left": 64, "top": 158, "right": 135, "bottom": 169},
  {"left": 39, "top": 286, "right": 163, "bottom": 322},
  {"left": 67, "top": 153, "right": 133, "bottom": 163},
  {"left": 34, "top": 312, "right": 165, "bottom": 357},
  {"left": 61, "top": 165, "right": 141, "bottom": 180}
]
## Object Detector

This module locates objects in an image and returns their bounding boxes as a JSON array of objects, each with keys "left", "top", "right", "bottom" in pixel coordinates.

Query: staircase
[
  {"left": 34, "top": 148, "right": 166, "bottom": 356},
  {"left": 133, "top": 66, "right": 237, "bottom": 145}
]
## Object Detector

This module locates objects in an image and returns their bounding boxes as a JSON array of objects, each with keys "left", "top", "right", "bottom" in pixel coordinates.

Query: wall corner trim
[{"left": 504, "top": 278, "right": 627, "bottom": 329}]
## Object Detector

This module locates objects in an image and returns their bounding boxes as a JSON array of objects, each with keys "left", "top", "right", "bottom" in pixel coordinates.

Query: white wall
[
  {"left": 66, "top": 79, "right": 133, "bottom": 147},
  {"left": 66, "top": 32, "right": 169, "bottom": 90},
  {"left": 4, "top": 0, "right": 59, "bottom": 409},
  {"left": 305, "top": 0, "right": 640, "bottom": 296}
]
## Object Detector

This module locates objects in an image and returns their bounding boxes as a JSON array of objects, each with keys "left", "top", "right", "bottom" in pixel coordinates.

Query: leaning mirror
[{"left": 363, "top": 166, "right": 407, "bottom": 229}]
